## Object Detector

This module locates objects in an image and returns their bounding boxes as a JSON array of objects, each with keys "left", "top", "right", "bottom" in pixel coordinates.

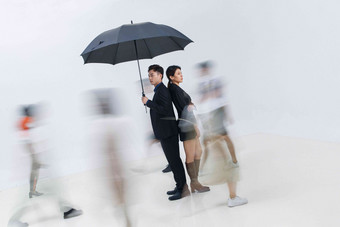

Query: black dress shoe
[
  {"left": 168, "top": 191, "right": 182, "bottom": 201},
  {"left": 162, "top": 164, "right": 171, "bottom": 173},
  {"left": 167, "top": 187, "right": 178, "bottom": 195},
  {"left": 168, "top": 184, "right": 190, "bottom": 201}
]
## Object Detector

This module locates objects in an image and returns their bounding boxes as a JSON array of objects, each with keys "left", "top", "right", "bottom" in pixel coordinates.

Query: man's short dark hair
[{"left": 148, "top": 64, "right": 164, "bottom": 79}]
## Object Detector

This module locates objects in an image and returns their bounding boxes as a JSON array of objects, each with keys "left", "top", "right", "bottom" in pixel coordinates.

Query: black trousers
[{"left": 160, "top": 135, "right": 186, "bottom": 191}]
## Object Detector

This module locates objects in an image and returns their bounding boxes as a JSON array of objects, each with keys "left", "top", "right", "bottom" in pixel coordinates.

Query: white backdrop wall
[{"left": 1, "top": 0, "right": 340, "bottom": 190}]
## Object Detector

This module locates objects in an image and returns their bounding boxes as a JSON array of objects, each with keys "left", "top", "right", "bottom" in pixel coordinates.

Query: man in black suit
[{"left": 142, "top": 64, "right": 189, "bottom": 201}]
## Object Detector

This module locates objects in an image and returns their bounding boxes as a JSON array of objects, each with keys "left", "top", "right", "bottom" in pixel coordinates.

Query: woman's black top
[
  {"left": 168, "top": 83, "right": 197, "bottom": 141},
  {"left": 168, "top": 83, "right": 193, "bottom": 119}
]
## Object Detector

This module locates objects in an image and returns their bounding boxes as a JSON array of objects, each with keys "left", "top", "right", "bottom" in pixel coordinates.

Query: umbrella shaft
[
  {"left": 133, "top": 39, "right": 147, "bottom": 113},
  {"left": 134, "top": 40, "right": 145, "bottom": 96}
]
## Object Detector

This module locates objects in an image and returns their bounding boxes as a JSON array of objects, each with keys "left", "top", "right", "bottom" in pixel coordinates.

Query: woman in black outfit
[{"left": 166, "top": 65, "right": 210, "bottom": 193}]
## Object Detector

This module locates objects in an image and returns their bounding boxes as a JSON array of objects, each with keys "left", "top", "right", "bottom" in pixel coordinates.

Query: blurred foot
[
  {"left": 162, "top": 164, "right": 171, "bottom": 173},
  {"left": 8, "top": 220, "right": 28, "bottom": 227},
  {"left": 231, "top": 161, "right": 239, "bottom": 168},
  {"left": 29, "top": 191, "right": 43, "bottom": 198},
  {"left": 227, "top": 196, "right": 248, "bottom": 207},
  {"left": 64, "top": 208, "right": 83, "bottom": 219}
]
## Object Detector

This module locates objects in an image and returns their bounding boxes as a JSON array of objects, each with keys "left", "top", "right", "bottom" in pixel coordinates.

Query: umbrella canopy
[
  {"left": 81, "top": 21, "right": 193, "bottom": 113},
  {"left": 81, "top": 22, "right": 193, "bottom": 65}
]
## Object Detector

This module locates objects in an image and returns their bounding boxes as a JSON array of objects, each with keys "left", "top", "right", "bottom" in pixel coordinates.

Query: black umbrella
[{"left": 81, "top": 21, "right": 193, "bottom": 97}]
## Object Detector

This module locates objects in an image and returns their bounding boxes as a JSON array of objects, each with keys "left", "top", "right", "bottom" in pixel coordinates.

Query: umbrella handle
[{"left": 142, "top": 93, "right": 147, "bottom": 113}]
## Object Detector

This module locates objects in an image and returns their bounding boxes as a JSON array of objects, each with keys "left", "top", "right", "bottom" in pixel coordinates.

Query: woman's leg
[
  {"left": 194, "top": 138, "right": 210, "bottom": 189},
  {"left": 194, "top": 137, "right": 203, "bottom": 160},
  {"left": 193, "top": 138, "right": 203, "bottom": 177},
  {"left": 183, "top": 139, "right": 196, "bottom": 163},
  {"left": 184, "top": 139, "right": 210, "bottom": 193}
]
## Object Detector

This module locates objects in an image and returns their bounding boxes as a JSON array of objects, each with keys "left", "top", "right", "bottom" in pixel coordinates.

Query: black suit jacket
[{"left": 146, "top": 83, "right": 178, "bottom": 140}]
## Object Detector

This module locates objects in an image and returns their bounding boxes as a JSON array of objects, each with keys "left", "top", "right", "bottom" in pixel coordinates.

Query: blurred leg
[
  {"left": 222, "top": 135, "right": 238, "bottom": 164},
  {"left": 227, "top": 182, "right": 237, "bottom": 198},
  {"left": 200, "top": 138, "right": 209, "bottom": 170}
]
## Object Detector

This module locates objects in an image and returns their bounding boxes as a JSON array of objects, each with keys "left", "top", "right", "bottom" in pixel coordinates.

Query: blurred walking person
[
  {"left": 196, "top": 61, "right": 238, "bottom": 165},
  {"left": 89, "top": 88, "right": 132, "bottom": 227},
  {"left": 18, "top": 104, "right": 43, "bottom": 198},
  {"left": 166, "top": 65, "right": 210, "bottom": 193},
  {"left": 195, "top": 61, "right": 247, "bottom": 207},
  {"left": 8, "top": 103, "right": 82, "bottom": 227}
]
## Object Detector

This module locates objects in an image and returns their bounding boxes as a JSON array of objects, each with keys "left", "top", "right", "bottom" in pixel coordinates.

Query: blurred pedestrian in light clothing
[
  {"left": 195, "top": 61, "right": 247, "bottom": 207},
  {"left": 8, "top": 103, "right": 83, "bottom": 227},
  {"left": 89, "top": 88, "right": 132, "bottom": 227},
  {"left": 195, "top": 61, "right": 238, "bottom": 165},
  {"left": 18, "top": 104, "right": 44, "bottom": 199},
  {"left": 166, "top": 65, "right": 210, "bottom": 194}
]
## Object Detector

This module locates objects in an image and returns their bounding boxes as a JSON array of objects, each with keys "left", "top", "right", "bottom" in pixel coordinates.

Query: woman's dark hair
[
  {"left": 166, "top": 65, "right": 181, "bottom": 87},
  {"left": 148, "top": 64, "right": 163, "bottom": 79}
]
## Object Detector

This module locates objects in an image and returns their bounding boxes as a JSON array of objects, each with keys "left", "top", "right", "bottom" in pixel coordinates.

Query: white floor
[{"left": 2, "top": 134, "right": 340, "bottom": 227}]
